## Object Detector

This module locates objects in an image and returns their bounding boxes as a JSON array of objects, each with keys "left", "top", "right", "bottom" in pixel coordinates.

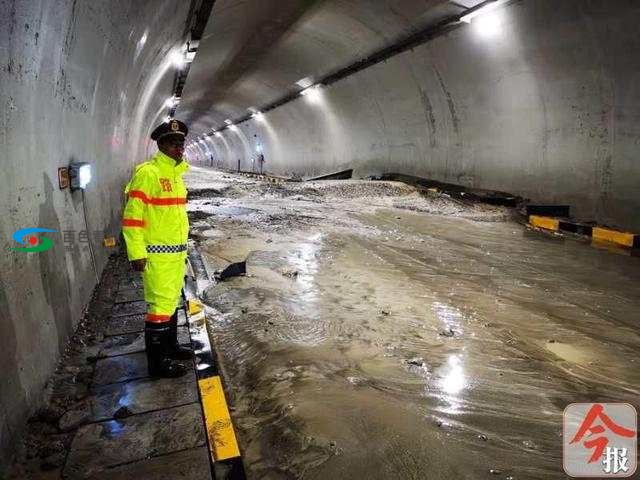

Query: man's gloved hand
[{"left": 131, "top": 258, "right": 147, "bottom": 272}]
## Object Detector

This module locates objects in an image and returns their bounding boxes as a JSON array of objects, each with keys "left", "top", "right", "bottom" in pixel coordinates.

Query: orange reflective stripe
[
  {"left": 129, "top": 190, "right": 186, "bottom": 206},
  {"left": 128, "top": 190, "right": 149, "bottom": 202},
  {"left": 146, "top": 313, "right": 172, "bottom": 323},
  {"left": 122, "top": 218, "right": 145, "bottom": 228}
]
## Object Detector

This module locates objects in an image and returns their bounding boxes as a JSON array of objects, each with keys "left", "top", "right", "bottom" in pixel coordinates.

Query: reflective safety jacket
[{"left": 122, "top": 151, "right": 190, "bottom": 262}]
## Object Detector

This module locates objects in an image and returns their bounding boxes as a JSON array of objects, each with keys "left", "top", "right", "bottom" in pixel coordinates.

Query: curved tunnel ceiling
[{"left": 177, "top": 0, "right": 483, "bottom": 136}]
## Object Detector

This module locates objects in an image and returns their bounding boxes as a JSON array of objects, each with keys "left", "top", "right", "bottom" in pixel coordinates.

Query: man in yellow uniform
[{"left": 121, "top": 119, "right": 193, "bottom": 378}]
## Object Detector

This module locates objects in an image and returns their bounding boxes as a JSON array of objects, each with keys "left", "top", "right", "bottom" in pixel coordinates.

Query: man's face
[{"left": 158, "top": 135, "right": 185, "bottom": 161}]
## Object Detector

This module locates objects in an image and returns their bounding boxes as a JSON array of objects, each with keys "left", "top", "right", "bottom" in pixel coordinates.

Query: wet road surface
[{"left": 186, "top": 167, "right": 640, "bottom": 480}]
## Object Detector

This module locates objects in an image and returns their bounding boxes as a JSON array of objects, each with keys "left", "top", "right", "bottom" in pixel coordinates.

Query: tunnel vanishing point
[{"left": 2, "top": 1, "right": 640, "bottom": 479}]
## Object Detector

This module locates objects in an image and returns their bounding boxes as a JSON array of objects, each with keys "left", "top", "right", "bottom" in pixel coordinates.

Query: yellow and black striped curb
[
  {"left": 185, "top": 249, "right": 247, "bottom": 480},
  {"left": 529, "top": 215, "right": 640, "bottom": 250}
]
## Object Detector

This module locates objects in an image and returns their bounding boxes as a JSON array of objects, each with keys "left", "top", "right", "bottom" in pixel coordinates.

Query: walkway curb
[
  {"left": 185, "top": 249, "right": 247, "bottom": 480},
  {"left": 528, "top": 215, "right": 640, "bottom": 249}
]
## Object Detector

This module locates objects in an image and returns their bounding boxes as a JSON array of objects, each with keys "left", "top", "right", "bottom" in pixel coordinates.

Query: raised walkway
[{"left": 9, "top": 250, "right": 244, "bottom": 479}]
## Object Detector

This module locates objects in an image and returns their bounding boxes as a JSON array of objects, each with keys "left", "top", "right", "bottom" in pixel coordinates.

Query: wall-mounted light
[
  {"left": 252, "top": 112, "right": 265, "bottom": 122},
  {"left": 69, "top": 162, "right": 92, "bottom": 191},
  {"left": 215, "top": 132, "right": 222, "bottom": 137},
  {"left": 224, "top": 119, "right": 233, "bottom": 125},
  {"left": 229, "top": 124, "right": 239, "bottom": 132}
]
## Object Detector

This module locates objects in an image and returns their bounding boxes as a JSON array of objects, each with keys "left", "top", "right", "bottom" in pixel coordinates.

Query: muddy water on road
[{"left": 187, "top": 169, "right": 640, "bottom": 480}]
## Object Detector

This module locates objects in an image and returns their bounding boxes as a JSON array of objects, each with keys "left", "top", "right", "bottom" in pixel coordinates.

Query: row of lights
[
  {"left": 188, "top": 81, "right": 323, "bottom": 147},
  {"left": 164, "top": 41, "right": 199, "bottom": 123},
  {"left": 187, "top": 0, "right": 506, "bottom": 148}
]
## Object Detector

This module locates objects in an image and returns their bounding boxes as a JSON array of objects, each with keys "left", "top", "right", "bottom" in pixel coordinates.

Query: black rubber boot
[
  {"left": 168, "top": 310, "right": 194, "bottom": 360},
  {"left": 145, "top": 322, "right": 187, "bottom": 378}
]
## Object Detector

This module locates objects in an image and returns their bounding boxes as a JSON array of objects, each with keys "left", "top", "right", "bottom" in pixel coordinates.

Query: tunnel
[{"left": 2, "top": 0, "right": 639, "bottom": 478}]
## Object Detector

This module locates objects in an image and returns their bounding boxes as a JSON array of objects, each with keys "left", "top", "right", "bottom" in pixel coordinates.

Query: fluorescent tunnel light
[
  {"left": 296, "top": 77, "right": 314, "bottom": 89},
  {"left": 460, "top": 0, "right": 508, "bottom": 23},
  {"left": 171, "top": 50, "right": 185, "bottom": 68},
  {"left": 301, "top": 84, "right": 322, "bottom": 102},
  {"left": 164, "top": 96, "right": 179, "bottom": 108}
]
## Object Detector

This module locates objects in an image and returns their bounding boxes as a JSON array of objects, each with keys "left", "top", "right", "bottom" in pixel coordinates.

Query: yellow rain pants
[
  {"left": 141, "top": 258, "right": 186, "bottom": 321},
  {"left": 121, "top": 151, "right": 190, "bottom": 323}
]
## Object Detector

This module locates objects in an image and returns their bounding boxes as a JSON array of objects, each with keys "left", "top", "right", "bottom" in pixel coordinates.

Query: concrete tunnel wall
[
  {"left": 197, "top": 0, "right": 640, "bottom": 232},
  {"left": 0, "top": 0, "right": 190, "bottom": 469}
]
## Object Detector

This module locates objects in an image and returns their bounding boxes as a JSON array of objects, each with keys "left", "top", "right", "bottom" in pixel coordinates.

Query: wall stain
[
  {"left": 418, "top": 87, "right": 437, "bottom": 148},
  {"left": 38, "top": 173, "right": 73, "bottom": 352},
  {"left": 434, "top": 67, "right": 460, "bottom": 135}
]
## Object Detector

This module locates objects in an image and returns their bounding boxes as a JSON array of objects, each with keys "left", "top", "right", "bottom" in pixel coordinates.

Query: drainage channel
[{"left": 186, "top": 247, "right": 247, "bottom": 480}]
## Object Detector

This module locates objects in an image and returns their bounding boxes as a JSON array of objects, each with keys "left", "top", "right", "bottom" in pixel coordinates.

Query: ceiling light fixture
[
  {"left": 301, "top": 84, "right": 322, "bottom": 102},
  {"left": 164, "top": 96, "right": 180, "bottom": 108},
  {"left": 170, "top": 50, "right": 186, "bottom": 69},
  {"left": 460, "top": 0, "right": 506, "bottom": 23},
  {"left": 296, "top": 77, "right": 314, "bottom": 89}
]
